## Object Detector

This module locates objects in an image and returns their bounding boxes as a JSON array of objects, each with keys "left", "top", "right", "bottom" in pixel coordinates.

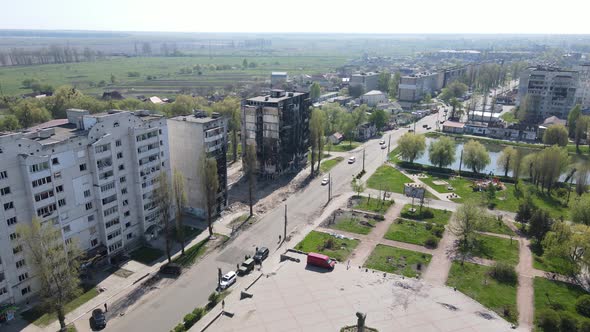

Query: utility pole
[
  {"left": 458, "top": 150, "right": 464, "bottom": 177},
  {"left": 387, "top": 134, "right": 391, "bottom": 154},
  {"left": 362, "top": 149, "right": 366, "bottom": 173},
  {"left": 283, "top": 204, "right": 287, "bottom": 241}
]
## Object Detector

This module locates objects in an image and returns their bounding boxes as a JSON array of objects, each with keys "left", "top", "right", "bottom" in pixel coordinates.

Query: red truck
[{"left": 307, "top": 252, "right": 336, "bottom": 270}]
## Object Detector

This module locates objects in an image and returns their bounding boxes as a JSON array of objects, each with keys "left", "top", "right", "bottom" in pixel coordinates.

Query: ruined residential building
[{"left": 241, "top": 90, "right": 310, "bottom": 177}]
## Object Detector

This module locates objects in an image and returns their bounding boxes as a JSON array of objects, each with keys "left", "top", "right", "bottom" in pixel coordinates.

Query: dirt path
[
  {"left": 516, "top": 236, "right": 535, "bottom": 331},
  {"left": 422, "top": 228, "right": 456, "bottom": 286}
]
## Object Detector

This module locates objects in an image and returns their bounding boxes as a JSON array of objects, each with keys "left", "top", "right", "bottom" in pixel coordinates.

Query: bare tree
[
  {"left": 173, "top": 169, "right": 188, "bottom": 255},
  {"left": 155, "top": 171, "right": 173, "bottom": 263},
  {"left": 242, "top": 144, "right": 257, "bottom": 217},
  {"left": 450, "top": 201, "right": 485, "bottom": 263},
  {"left": 203, "top": 157, "right": 220, "bottom": 237},
  {"left": 18, "top": 219, "right": 82, "bottom": 331}
]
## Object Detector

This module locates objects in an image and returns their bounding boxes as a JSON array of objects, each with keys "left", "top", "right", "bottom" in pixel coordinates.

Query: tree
[
  {"left": 212, "top": 97, "right": 240, "bottom": 162},
  {"left": 173, "top": 169, "right": 187, "bottom": 255},
  {"left": 574, "top": 116, "right": 589, "bottom": 152},
  {"left": 486, "top": 183, "right": 497, "bottom": 208},
  {"left": 528, "top": 209, "right": 553, "bottom": 243},
  {"left": 439, "top": 81, "right": 468, "bottom": 102},
  {"left": 9, "top": 100, "right": 51, "bottom": 128},
  {"left": 568, "top": 104, "right": 582, "bottom": 138},
  {"left": 339, "top": 112, "right": 355, "bottom": 147},
  {"left": 242, "top": 144, "right": 257, "bottom": 217},
  {"left": 351, "top": 178, "right": 365, "bottom": 197},
  {"left": 398, "top": 133, "right": 426, "bottom": 164},
  {"left": 349, "top": 84, "right": 364, "bottom": 98},
  {"left": 389, "top": 72, "right": 401, "bottom": 99},
  {"left": 0, "top": 114, "right": 20, "bottom": 131},
  {"left": 242, "top": 59, "right": 248, "bottom": 69},
  {"left": 377, "top": 72, "right": 391, "bottom": 93},
  {"left": 543, "top": 125, "right": 568, "bottom": 147},
  {"left": 310, "top": 108, "right": 325, "bottom": 177},
  {"left": 422, "top": 93, "right": 432, "bottom": 105},
  {"left": 428, "top": 136, "right": 456, "bottom": 169},
  {"left": 515, "top": 192, "right": 536, "bottom": 223},
  {"left": 575, "top": 163, "right": 589, "bottom": 196},
  {"left": 497, "top": 146, "right": 518, "bottom": 177},
  {"left": 528, "top": 146, "right": 569, "bottom": 193},
  {"left": 310, "top": 82, "right": 321, "bottom": 100},
  {"left": 449, "top": 97, "right": 463, "bottom": 120},
  {"left": 511, "top": 149, "right": 525, "bottom": 183},
  {"left": 155, "top": 172, "right": 174, "bottom": 263},
  {"left": 450, "top": 201, "right": 485, "bottom": 261},
  {"left": 203, "top": 157, "right": 219, "bottom": 238},
  {"left": 17, "top": 219, "right": 82, "bottom": 331},
  {"left": 369, "top": 109, "right": 389, "bottom": 131},
  {"left": 463, "top": 140, "right": 490, "bottom": 174},
  {"left": 543, "top": 221, "right": 590, "bottom": 283},
  {"left": 571, "top": 195, "right": 590, "bottom": 225}
]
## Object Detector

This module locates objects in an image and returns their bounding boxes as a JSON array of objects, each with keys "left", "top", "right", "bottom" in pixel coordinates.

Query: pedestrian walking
[
  {"left": 222, "top": 300, "right": 225, "bottom": 311},
  {"left": 279, "top": 235, "right": 282, "bottom": 243},
  {"left": 104, "top": 303, "right": 108, "bottom": 312}
]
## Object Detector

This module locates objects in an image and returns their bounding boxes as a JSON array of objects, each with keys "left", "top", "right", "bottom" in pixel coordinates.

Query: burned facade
[{"left": 242, "top": 90, "right": 310, "bottom": 177}]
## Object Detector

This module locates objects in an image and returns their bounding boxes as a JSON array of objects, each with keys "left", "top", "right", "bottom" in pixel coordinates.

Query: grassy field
[
  {"left": 472, "top": 234, "right": 519, "bottom": 265},
  {"left": 532, "top": 253, "right": 571, "bottom": 275},
  {"left": 476, "top": 218, "right": 516, "bottom": 236},
  {"left": 0, "top": 55, "right": 348, "bottom": 96},
  {"left": 447, "top": 262, "right": 518, "bottom": 323},
  {"left": 130, "top": 245, "right": 164, "bottom": 265},
  {"left": 329, "top": 216, "right": 377, "bottom": 235},
  {"left": 364, "top": 244, "right": 432, "bottom": 278},
  {"left": 533, "top": 278, "right": 590, "bottom": 326},
  {"left": 320, "top": 157, "right": 344, "bottom": 173},
  {"left": 352, "top": 195, "right": 394, "bottom": 214},
  {"left": 366, "top": 165, "right": 413, "bottom": 193},
  {"left": 21, "top": 286, "right": 99, "bottom": 326},
  {"left": 295, "top": 231, "right": 359, "bottom": 262},
  {"left": 500, "top": 111, "right": 519, "bottom": 124},
  {"left": 384, "top": 219, "right": 443, "bottom": 247},
  {"left": 328, "top": 141, "right": 360, "bottom": 152},
  {"left": 400, "top": 204, "right": 452, "bottom": 225}
]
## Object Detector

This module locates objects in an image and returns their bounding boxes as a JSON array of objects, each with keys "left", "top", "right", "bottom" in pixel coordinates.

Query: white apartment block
[
  {"left": 167, "top": 112, "right": 228, "bottom": 218},
  {"left": 0, "top": 109, "right": 171, "bottom": 305},
  {"left": 574, "top": 63, "right": 590, "bottom": 109}
]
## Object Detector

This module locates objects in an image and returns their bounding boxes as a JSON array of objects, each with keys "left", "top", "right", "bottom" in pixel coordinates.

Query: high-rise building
[
  {"left": 241, "top": 90, "right": 310, "bottom": 177},
  {"left": 0, "top": 109, "right": 171, "bottom": 305},
  {"left": 574, "top": 63, "right": 590, "bottom": 109},
  {"left": 398, "top": 72, "right": 443, "bottom": 108},
  {"left": 167, "top": 111, "right": 228, "bottom": 218},
  {"left": 350, "top": 72, "right": 379, "bottom": 92},
  {"left": 517, "top": 66, "right": 579, "bottom": 122}
]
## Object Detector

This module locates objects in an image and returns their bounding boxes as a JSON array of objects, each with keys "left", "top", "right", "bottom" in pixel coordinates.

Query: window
[
  {"left": 107, "top": 229, "right": 121, "bottom": 240},
  {"left": 121, "top": 188, "right": 128, "bottom": 195},
  {"left": 108, "top": 241, "right": 122, "bottom": 252},
  {"left": 63, "top": 225, "right": 71, "bottom": 233},
  {"left": 100, "top": 182, "right": 115, "bottom": 193},
  {"left": 91, "top": 239, "right": 98, "bottom": 247},
  {"left": 65, "top": 238, "right": 72, "bottom": 245},
  {"left": 0, "top": 171, "right": 7, "bottom": 179},
  {"left": 122, "top": 199, "right": 128, "bottom": 206},
  {"left": 29, "top": 161, "right": 49, "bottom": 173},
  {"left": 52, "top": 157, "right": 59, "bottom": 165},
  {"left": 124, "top": 211, "right": 130, "bottom": 217},
  {"left": 54, "top": 172, "right": 61, "bottom": 179},
  {"left": 18, "top": 273, "right": 29, "bottom": 282},
  {"left": 7, "top": 216, "right": 17, "bottom": 226},
  {"left": 118, "top": 164, "right": 125, "bottom": 171},
  {"left": 16, "top": 259, "right": 26, "bottom": 269},
  {"left": 32, "top": 176, "right": 52, "bottom": 188},
  {"left": 21, "top": 286, "right": 31, "bottom": 295},
  {"left": 0, "top": 186, "right": 11, "bottom": 195},
  {"left": 0, "top": 287, "right": 6, "bottom": 296},
  {"left": 4, "top": 202, "right": 14, "bottom": 210},
  {"left": 102, "top": 194, "right": 117, "bottom": 205},
  {"left": 85, "top": 202, "right": 93, "bottom": 210},
  {"left": 104, "top": 206, "right": 118, "bottom": 217},
  {"left": 34, "top": 190, "right": 54, "bottom": 202},
  {"left": 79, "top": 163, "right": 87, "bottom": 171},
  {"left": 126, "top": 233, "right": 133, "bottom": 240},
  {"left": 125, "top": 221, "right": 131, "bottom": 228},
  {"left": 105, "top": 218, "right": 120, "bottom": 228},
  {"left": 114, "top": 122, "right": 120, "bottom": 128},
  {"left": 56, "top": 185, "right": 64, "bottom": 193},
  {"left": 88, "top": 215, "right": 95, "bottom": 222},
  {"left": 84, "top": 190, "right": 91, "bottom": 198},
  {"left": 9, "top": 233, "right": 19, "bottom": 241},
  {"left": 58, "top": 198, "right": 66, "bottom": 207},
  {"left": 36, "top": 203, "right": 57, "bottom": 217},
  {"left": 120, "top": 176, "right": 126, "bottom": 183},
  {"left": 13, "top": 245, "right": 22, "bottom": 254},
  {"left": 116, "top": 140, "right": 122, "bottom": 147},
  {"left": 99, "top": 170, "right": 114, "bottom": 180},
  {"left": 117, "top": 152, "right": 123, "bottom": 159}
]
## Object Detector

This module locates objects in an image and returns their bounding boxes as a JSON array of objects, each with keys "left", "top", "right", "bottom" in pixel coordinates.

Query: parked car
[
  {"left": 408, "top": 129, "right": 415, "bottom": 133},
  {"left": 219, "top": 271, "right": 237, "bottom": 290},
  {"left": 307, "top": 252, "right": 336, "bottom": 270},
  {"left": 321, "top": 177, "right": 329, "bottom": 185},
  {"left": 253, "top": 247, "right": 270, "bottom": 263},
  {"left": 348, "top": 156, "right": 356, "bottom": 164},
  {"left": 159, "top": 263, "right": 182, "bottom": 276},
  {"left": 379, "top": 140, "right": 385, "bottom": 145},
  {"left": 422, "top": 124, "right": 428, "bottom": 128},
  {"left": 427, "top": 126, "right": 432, "bottom": 130},
  {"left": 92, "top": 308, "right": 107, "bottom": 329},
  {"left": 381, "top": 144, "right": 387, "bottom": 149},
  {"left": 238, "top": 258, "right": 255, "bottom": 275}
]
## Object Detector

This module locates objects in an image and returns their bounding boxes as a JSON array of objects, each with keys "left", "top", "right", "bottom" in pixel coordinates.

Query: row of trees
[{"left": 0, "top": 45, "right": 105, "bottom": 67}]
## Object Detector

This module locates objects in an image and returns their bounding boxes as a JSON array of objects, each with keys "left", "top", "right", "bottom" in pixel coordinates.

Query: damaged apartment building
[{"left": 241, "top": 90, "right": 311, "bottom": 177}]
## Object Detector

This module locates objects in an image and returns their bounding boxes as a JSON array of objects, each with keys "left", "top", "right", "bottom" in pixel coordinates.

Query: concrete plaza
[{"left": 207, "top": 253, "right": 514, "bottom": 332}]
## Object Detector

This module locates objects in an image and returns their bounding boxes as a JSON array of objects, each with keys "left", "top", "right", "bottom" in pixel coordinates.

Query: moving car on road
[
  {"left": 379, "top": 140, "right": 385, "bottom": 145},
  {"left": 321, "top": 177, "right": 329, "bottom": 185},
  {"left": 253, "top": 247, "right": 269, "bottom": 263},
  {"left": 381, "top": 144, "right": 387, "bottom": 149},
  {"left": 307, "top": 252, "right": 336, "bottom": 270},
  {"left": 92, "top": 308, "right": 107, "bottom": 329},
  {"left": 219, "top": 271, "right": 237, "bottom": 289},
  {"left": 348, "top": 156, "right": 356, "bottom": 164}
]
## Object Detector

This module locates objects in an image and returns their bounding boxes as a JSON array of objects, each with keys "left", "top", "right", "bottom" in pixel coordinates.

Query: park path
[
  {"left": 395, "top": 166, "right": 452, "bottom": 202},
  {"left": 422, "top": 228, "right": 456, "bottom": 285}
]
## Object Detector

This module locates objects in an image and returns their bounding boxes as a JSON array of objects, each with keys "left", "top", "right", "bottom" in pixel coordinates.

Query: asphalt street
[{"left": 100, "top": 111, "right": 441, "bottom": 332}]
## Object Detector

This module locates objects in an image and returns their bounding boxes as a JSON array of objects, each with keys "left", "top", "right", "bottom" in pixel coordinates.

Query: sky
[{"left": 1, "top": 0, "right": 590, "bottom": 34}]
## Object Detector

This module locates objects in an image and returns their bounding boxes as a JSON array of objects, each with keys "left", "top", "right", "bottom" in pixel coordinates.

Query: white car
[
  {"left": 379, "top": 140, "right": 385, "bottom": 145},
  {"left": 219, "top": 271, "right": 236, "bottom": 290},
  {"left": 348, "top": 156, "right": 356, "bottom": 164},
  {"left": 381, "top": 144, "right": 387, "bottom": 149},
  {"left": 321, "top": 177, "right": 329, "bottom": 185}
]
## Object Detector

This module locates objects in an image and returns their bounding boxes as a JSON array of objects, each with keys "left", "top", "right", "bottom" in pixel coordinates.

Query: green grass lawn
[
  {"left": 328, "top": 141, "right": 360, "bottom": 152},
  {"left": 400, "top": 204, "right": 452, "bottom": 225},
  {"left": 364, "top": 244, "right": 432, "bottom": 278},
  {"left": 329, "top": 216, "right": 377, "bottom": 235},
  {"left": 21, "top": 286, "right": 99, "bottom": 326},
  {"left": 130, "top": 245, "right": 164, "bottom": 265},
  {"left": 320, "top": 157, "right": 344, "bottom": 173},
  {"left": 352, "top": 195, "right": 394, "bottom": 214},
  {"left": 384, "top": 219, "right": 442, "bottom": 247},
  {"left": 173, "top": 238, "right": 209, "bottom": 267},
  {"left": 447, "top": 262, "right": 518, "bottom": 323},
  {"left": 500, "top": 111, "right": 519, "bottom": 124},
  {"left": 366, "top": 165, "right": 413, "bottom": 193},
  {"left": 533, "top": 277, "right": 590, "bottom": 326},
  {"left": 532, "top": 253, "right": 571, "bottom": 275},
  {"left": 295, "top": 231, "right": 359, "bottom": 262},
  {"left": 472, "top": 234, "right": 519, "bottom": 265},
  {"left": 476, "top": 218, "right": 516, "bottom": 236}
]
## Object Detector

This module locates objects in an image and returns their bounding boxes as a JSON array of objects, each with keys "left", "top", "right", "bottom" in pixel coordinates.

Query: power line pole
[
  {"left": 387, "top": 134, "right": 391, "bottom": 154},
  {"left": 283, "top": 204, "right": 287, "bottom": 241},
  {"left": 328, "top": 173, "right": 332, "bottom": 202},
  {"left": 362, "top": 149, "right": 366, "bottom": 173}
]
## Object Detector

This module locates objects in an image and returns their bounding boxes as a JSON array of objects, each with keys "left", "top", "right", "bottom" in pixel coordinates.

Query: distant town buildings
[
  {"left": 398, "top": 72, "right": 442, "bottom": 108},
  {"left": 0, "top": 109, "right": 171, "bottom": 305},
  {"left": 241, "top": 90, "right": 311, "bottom": 177},
  {"left": 350, "top": 72, "right": 379, "bottom": 92},
  {"left": 167, "top": 111, "right": 228, "bottom": 218}
]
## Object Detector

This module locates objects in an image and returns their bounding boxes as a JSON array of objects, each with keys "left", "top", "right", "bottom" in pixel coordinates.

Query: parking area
[{"left": 208, "top": 253, "right": 514, "bottom": 332}]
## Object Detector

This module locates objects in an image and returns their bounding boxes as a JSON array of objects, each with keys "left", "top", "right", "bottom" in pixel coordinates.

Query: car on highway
[
  {"left": 379, "top": 140, "right": 385, "bottom": 145},
  {"left": 253, "top": 247, "right": 270, "bottom": 263},
  {"left": 219, "top": 271, "right": 237, "bottom": 289},
  {"left": 348, "top": 156, "right": 356, "bottom": 164},
  {"left": 321, "top": 177, "right": 329, "bottom": 185},
  {"left": 92, "top": 308, "right": 107, "bottom": 329},
  {"left": 381, "top": 144, "right": 387, "bottom": 149}
]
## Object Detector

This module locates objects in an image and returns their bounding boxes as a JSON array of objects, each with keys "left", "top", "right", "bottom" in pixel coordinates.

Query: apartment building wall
[
  {"left": 574, "top": 63, "right": 590, "bottom": 109},
  {"left": 350, "top": 72, "right": 379, "bottom": 92},
  {"left": 0, "top": 110, "right": 170, "bottom": 306}
]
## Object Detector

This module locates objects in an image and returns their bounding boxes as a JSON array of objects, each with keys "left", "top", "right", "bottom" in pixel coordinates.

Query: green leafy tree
[
  {"left": 155, "top": 171, "right": 174, "bottom": 263},
  {"left": 398, "top": 133, "right": 426, "bottom": 164},
  {"left": 9, "top": 100, "right": 51, "bottom": 128},
  {"left": 574, "top": 116, "right": 589, "bottom": 152},
  {"left": 439, "top": 81, "right": 468, "bottom": 102},
  {"left": 450, "top": 201, "right": 486, "bottom": 262},
  {"left": 242, "top": 144, "right": 257, "bottom": 217},
  {"left": 529, "top": 146, "right": 569, "bottom": 192},
  {"left": 242, "top": 59, "right": 248, "bottom": 69},
  {"left": 463, "top": 140, "right": 490, "bottom": 174},
  {"left": 428, "top": 136, "right": 456, "bottom": 169},
  {"left": 203, "top": 157, "right": 219, "bottom": 238},
  {"left": 377, "top": 72, "right": 391, "bottom": 93},
  {"left": 497, "top": 146, "right": 518, "bottom": 177},
  {"left": 173, "top": 169, "right": 187, "bottom": 255},
  {"left": 543, "top": 221, "right": 590, "bottom": 282},
  {"left": 369, "top": 109, "right": 389, "bottom": 131},
  {"left": 543, "top": 124, "right": 568, "bottom": 147},
  {"left": 528, "top": 209, "right": 553, "bottom": 243},
  {"left": 349, "top": 85, "right": 364, "bottom": 98},
  {"left": 571, "top": 195, "right": 590, "bottom": 225},
  {"left": 310, "top": 82, "right": 321, "bottom": 100},
  {"left": 575, "top": 163, "right": 589, "bottom": 196},
  {"left": 449, "top": 97, "right": 463, "bottom": 120},
  {"left": 351, "top": 178, "right": 365, "bottom": 197},
  {"left": 515, "top": 192, "right": 536, "bottom": 223},
  {"left": 389, "top": 72, "right": 401, "bottom": 99},
  {"left": 0, "top": 114, "right": 20, "bottom": 131},
  {"left": 17, "top": 219, "right": 82, "bottom": 332},
  {"left": 212, "top": 97, "right": 240, "bottom": 162},
  {"left": 567, "top": 104, "right": 582, "bottom": 137},
  {"left": 310, "top": 108, "right": 325, "bottom": 177},
  {"left": 422, "top": 93, "right": 432, "bottom": 105},
  {"left": 339, "top": 112, "right": 355, "bottom": 147}
]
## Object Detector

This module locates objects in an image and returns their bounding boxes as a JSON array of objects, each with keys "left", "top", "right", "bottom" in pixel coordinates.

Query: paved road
[{"left": 100, "top": 112, "right": 441, "bottom": 332}]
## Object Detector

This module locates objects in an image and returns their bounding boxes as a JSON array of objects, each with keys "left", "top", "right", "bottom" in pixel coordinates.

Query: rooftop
[
  {"left": 247, "top": 91, "right": 305, "bottom": 103},
  {"left": 443, "top": 121, "right": 465, "bottom": 128},
  {"left": 169, "top": 113, "right": 222, "bottom": 124},
  {"left": 363, "top": 90, "right": 385, "bottom": 96}
]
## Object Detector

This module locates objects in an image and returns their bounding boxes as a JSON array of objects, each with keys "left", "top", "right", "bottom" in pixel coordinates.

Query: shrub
[
  {"left": 425, "top": 223, "right": 433, "bottom": 230},
  {"left": 577, "top": 295, "right": 590, "bottom": 318},
  {"left": 537, "top": 309, "right": 560, "bottom": 332},
  {"left": 208, "top": 292, "right": 219, "bottom": 305},
  {"left": 421, "top": 209, "right": 434, "bottom": 219},
  {"left": 555, "top": 187, "right": 568, "bottom": 198},
  {"left": 192, "top": 307, "right": 205, "bottom": 320},
  {"left": 490, "top": 262, "right": 517, "bottom": 285},
  {"left": 579, "top": 320, "right": 590, "bottom": 332},
  {"left": 424, "top": 236, "right": 439, "bottom": 248},
  {"left": 172, "top": 323, "right": 186, "bottom": 332},
  {"left": 183, "top": 313, "right": 198, "bottom": 329},
  {"left": 323, "top": 238, "right": 335, "bottom": 250},
  {"left": 560, "top": 311, "right": 579, "bottom": 332},
  {"left": 432, "top": 226, "right": 444, "bottom": 238}
]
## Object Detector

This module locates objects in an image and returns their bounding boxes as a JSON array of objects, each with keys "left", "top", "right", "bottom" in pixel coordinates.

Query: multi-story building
[
  {"left": 271, "top": 72, "right": 288, "bottom": 89},
  {"left": 241, "top": 90, "right": 310, "bottom": 177},
  {"left": 574, "top": 63, "right": 590, "bottom": 109},
  {"left": 517, "top": 66, "right": 579, "bottom": 122},
  {"left": 0, "top": 109, "right": 170, "bottom": 305},
  {"left": 167, "top": 111, "right": 228, "bottom": 218},
  {"left": 350, "top": 72, "right": 379, "bottom": 92},
  {"left": 398, "top": 72, "right": 443, "bottom": 109}
]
